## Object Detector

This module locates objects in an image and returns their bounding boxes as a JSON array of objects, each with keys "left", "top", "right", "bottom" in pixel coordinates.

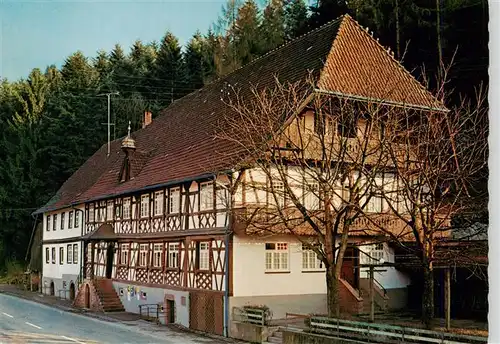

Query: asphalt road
[{"left": 0, "top": 293, "right": 225, "bottom": 344}]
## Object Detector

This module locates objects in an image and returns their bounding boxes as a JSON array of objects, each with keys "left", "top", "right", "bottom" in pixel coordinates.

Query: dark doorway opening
[
  {"left": 69, "top": 282, "right": 76, "bottom": 300},
  {"left": 105, "top": 243, "right": 114, "bottom": 279},
  {"left": 85, "top": 284, "right": 90, "bottom": 309},
  {"left": 49, "top": 281, "right": 55, "bottom": 296},
  {"left": 341, "top": 245, "right": 360, "bottom": 289}
]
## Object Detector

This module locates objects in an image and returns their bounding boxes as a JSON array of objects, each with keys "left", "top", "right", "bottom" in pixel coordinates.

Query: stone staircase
[
  {"left": 93, "top": 278, "right": 125, "bottom": 313},
  {"left": 264, "top": 328, "right": 283, "bottom": 344},
  {"left": 359, "top": 278, "right": 389, "bottom": 314}
]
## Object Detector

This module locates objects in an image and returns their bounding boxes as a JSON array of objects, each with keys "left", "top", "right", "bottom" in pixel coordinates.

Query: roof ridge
[
  {"left": 344, "top": 15, "right": 446, "bottom": 110},
  {"left": 205, "top": 14, "right": 346, "bottom": 86}
]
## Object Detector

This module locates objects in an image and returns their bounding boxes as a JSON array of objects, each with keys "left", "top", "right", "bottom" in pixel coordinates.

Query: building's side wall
[
  {"left": 42, "top": 241, "right": 82, "bottom": 298},
  {"left": 231, "top": 235, "right": 327, "bottom": 319},
  {"left": 111, "top": 281, "right": 190, "bottom": 328}
]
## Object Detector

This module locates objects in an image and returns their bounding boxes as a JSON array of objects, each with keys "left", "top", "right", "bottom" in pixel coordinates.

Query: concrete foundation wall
[
  {"left": 230, "top": 294, "right": 327, "bottom": 320},
  {"left": 229, "top": 321, "right": 275, "bottom": 343},
  {"left": 111, "top": 281, "right": 190, "bottom": 328}
]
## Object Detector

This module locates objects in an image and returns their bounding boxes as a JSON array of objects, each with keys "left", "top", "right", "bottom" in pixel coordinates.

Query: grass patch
[{"left": 0, "top": 260, "right": 26, "bottom": 285}]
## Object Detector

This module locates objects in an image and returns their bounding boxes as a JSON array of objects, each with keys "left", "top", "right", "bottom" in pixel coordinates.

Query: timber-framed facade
[{"left": 35, "top": 15, "right": 457, "bottom": 337}]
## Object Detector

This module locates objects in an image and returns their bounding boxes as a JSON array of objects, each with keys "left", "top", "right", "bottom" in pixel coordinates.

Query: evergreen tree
[
  {"left": 232, "top": 0, "right": 262, "bottom": 65},
  {"left": 184, "top": 32, "right": 205, "bottom": 91},
  {"left": 284, "top": 0, "right": 310, "bottom": 40},
  {"left": 260, "top": 0, "right": 286, "bottom": 52},
  {"left": 308, "top": 0, "right": 349, "bottom": 30},
  {"left": 155, "top": 31, "right": 185, "bottom": 103}
]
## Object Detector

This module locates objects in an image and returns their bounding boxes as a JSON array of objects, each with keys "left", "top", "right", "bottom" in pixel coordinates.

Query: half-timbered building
[{"left": 34, "top": 15, "right": 448, "bottom": 336}]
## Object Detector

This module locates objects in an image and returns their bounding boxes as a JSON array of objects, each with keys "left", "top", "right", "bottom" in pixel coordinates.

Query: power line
[{"left": 97, "top": 92, "right": 119, "bottom": 156}]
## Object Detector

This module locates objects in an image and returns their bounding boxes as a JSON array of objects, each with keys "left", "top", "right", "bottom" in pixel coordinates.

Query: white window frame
[
  {"left": 53, "top": 214, "right": 57, "bottom": 231},
  {"left": 270, "top": 180, "right": 285, "bottom": 208},
  {"left": 51, "top": 247, "right": 56, "bottom": 264},
  {"left": 107, "top": 201, "right": 114, "bottom": 221},
  {"left": 140, "top": 195, "right": 150, "bottom": 218},
  {"left": 61, "top": 212, "right": 65, "bottom": 230},
  {"left": 304, "top": 180, "right": 320, "bottom": 210},
  {"left": 302, "top": 244, "right": 324, "bottom": 271},
  {"left": 46, "top": 215, "right": 51, "bottom": 231},
  {"left": 120, "top": 244, "right": 129, "bottom": 265},
  {"left": 362, "top": 243, "right": 385, "bottom": 265},
  {"left": 153, "top": 243, "right": 162, "bottom": 268},
  {"left": 123, "top": 198, "right": 131, "bottom": 219},
  {"left": 265, "top": 243, "right": 289, "bottom": 272},
  {"left": 200, "top": 182, "right": 214, "bottom": 211},
  {"left": 198, "top": 242, "right": 210, "bottom": 271},
  {"left": 167, "top": 243, "right": 179, "bottom": 269},
  {"left": 139, "top": 244, "right": 148, "bottom": 267},
  {"left": 74, "top": 211, "right": 80, "bottom": 228},
  {"left": 89, "top": 204, "right": 95, "bottom": 222},
  {"left": 68, "top": 211, "right": 73, "bottom": 229},
  {"left": 154, "top": 191, "right": 164, "bottom": 216},
  {"left": 73, "top": 244, "right": 78, "bottom": 264},
  {"left": 169, "top": 188, "right": 180, "bottom": 214},
  {"left": 67, "top": 244, "right": 73, "bottom": 264},
  {"left": 45, "top": 247, "right": 49, "bottom": 263},
  {"left": 59, "top": 247, "right": 64, "bottom": 265}
]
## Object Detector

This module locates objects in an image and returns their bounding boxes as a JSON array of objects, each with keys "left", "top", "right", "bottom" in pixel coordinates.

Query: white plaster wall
[
  {"left": 232, "top": 235, "right": 326, "bottom": 297},
  {"left": 43, "top": 206, "right": 84, "bottom": 241},
  {"left": 358, "top": 243, "right": 411, "bottom": 290},
  {"left": 42, "top": 241, "right": 82, "bottom": 279}
]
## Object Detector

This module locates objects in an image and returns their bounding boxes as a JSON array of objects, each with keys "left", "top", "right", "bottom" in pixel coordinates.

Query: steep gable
[{"left": 317, "top": 15, "right": 446, "bottom": 111}]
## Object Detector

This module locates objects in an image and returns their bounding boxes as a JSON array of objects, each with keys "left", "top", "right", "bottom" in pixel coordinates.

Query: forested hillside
[{"left": 0, "top": 0, "right": 488, "bottom": 270}]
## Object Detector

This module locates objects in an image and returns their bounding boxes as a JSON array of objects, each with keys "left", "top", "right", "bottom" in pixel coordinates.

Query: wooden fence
[{"left": 308, "top": 316, "right": 487, "bottom": 344}]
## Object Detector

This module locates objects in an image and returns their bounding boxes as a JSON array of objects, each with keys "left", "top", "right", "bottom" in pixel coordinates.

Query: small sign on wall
[
  {"left": 119, "top": 288, "right": 124, "bottom": 296},
  {"left": 62, "top": 281, "right": 67, "bottom": 289},
  {"left": 140, "top": 291, "right": 147, "bottom": 300}
]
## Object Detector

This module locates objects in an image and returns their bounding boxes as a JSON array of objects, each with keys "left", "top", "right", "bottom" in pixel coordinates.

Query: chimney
[{"left": 142, "top": 111, "right": 152, "bottom": 128}]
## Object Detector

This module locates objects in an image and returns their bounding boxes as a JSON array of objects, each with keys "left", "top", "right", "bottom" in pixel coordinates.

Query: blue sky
[{"left": 1, "top": 0, "right": 227, "bottom": 81}]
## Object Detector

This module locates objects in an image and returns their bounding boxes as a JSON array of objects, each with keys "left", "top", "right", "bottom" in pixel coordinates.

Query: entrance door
[
  {"left": 166, "top": 300, "right": 175, "bottom": 323},
  {"left": 105, "top": 243, "right": 114, "bottom": 279},
  {"left": 49, "top": 282, "right": 55, "bottom": 296},
  {"left": 69, "top": 282, "right": 75, "bottom": 300},
  {"left": 341, "top": 245, "right": 360, "bottom": 289}
]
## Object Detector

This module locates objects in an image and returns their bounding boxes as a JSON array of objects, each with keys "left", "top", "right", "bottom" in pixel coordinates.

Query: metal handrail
[{"left": 373, "top": 277, "right": 387, "bottom": 297}]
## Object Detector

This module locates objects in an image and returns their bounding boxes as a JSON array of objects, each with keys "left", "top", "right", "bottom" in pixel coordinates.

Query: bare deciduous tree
[{"left": 216, "top": 77, "right": 412, "bottom": 316}]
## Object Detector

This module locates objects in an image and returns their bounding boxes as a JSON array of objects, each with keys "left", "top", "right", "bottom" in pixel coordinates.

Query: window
[
  {"left": 99, "top": 202, "right": 106, "bottom": 222},
  {"left": 73, "top": 244, "right": 78, "bottom": 264},
  {"left": 123, "top": 198, "right": 131, "bottom": 219},
  {"left": 154, "top": 191, "right": 164, "bottom": 216},
  {"left": 337, "top": 115, "right": 357, "bottom": 138},
  {"left": 67, "top": 244, "right": 73, "bottom": 264},
  {"left": 153, "top": 244, "right": 162, "bottom": 268},
  {"left": 139, "top": 244, "right": 148, "bottom": 267},
  {"left": 270, "top": 181, "right": 285, "bottom": 208},
  {"left": 265, "top": 243, "right": 289, "bottom": 271},
  {"left": 53, "top": 214, "right": 57, "bottom": 231},
  {"left": 68, "top": 211, "right": 73, "bottom": 229},
  {"left": 89, "top": 204, "right": 95, "bottom": 222},
  {"left": 107, "top": 201, "right": 114, "bottom": 221},
  {"left": 59, "top": 247, "right": 64, "bottom": 264},
  {"left": 46, "top": 215, "right": 51, "bottom": 231},
  {"left": 74, "top": 211, "right": 80, "bottom": 228},
  {"left": 51, "top": 247, "right": 56, "bottom": 264},
  {"left": 304, "top": 181, "right": 320, "bottom": 210},
  {"left": 45, "top": 248, "right": 49, "bottom": 263},
  {"left": 197, "top": 242, "right": 210, "bottom": 270},
  {"left": 167, "top": 243, "right": 179, "bottom": 269},
  {"left": 169, "top": 188, "right": 180, "bottom": 214},
  {"left": 140, "top": 195, "right": 150, "bottom": 218},
  {"left": 61, "top": 212, "right": 65, "bottom": 230},
  {"left": 120, "top": 244, "right": 129, "bottom": 265},
  {"left": 200, "top": 182, "right": 214, "bottom": 211},
  {"left": 362, "top": 243, "right": 385, "bottom": 265},
  {"left": 302, "top": 244, "right": 324, "bottom": 271},
  {"left": 115, "top": 202, "right": 122, "bottom": 219}
]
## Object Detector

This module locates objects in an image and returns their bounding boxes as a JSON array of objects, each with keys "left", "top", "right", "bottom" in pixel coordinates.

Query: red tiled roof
[{"left": 35, "top": 15, "right": 445, "bottom": 214}]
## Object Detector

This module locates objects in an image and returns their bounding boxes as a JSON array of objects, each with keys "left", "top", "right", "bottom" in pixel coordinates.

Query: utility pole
[{"left": 98, "top": 91, "right": 119, "bottom": 156}]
